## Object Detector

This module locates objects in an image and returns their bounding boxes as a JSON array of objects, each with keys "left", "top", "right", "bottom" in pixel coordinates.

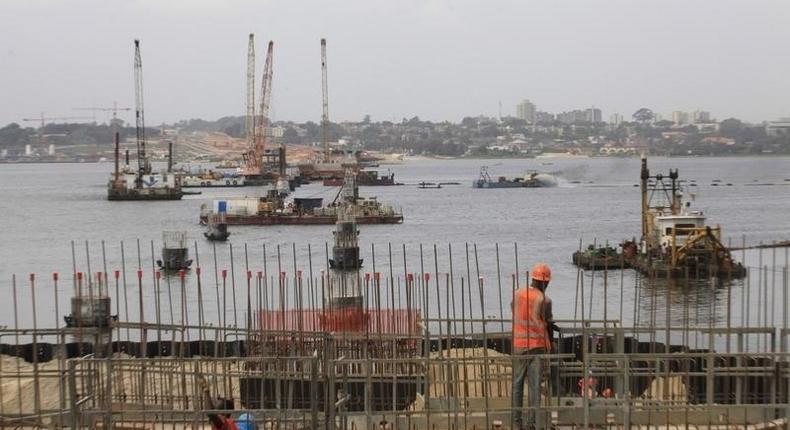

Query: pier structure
[{"left": 0, "top": 239, "right": 788, "bottom": 429}]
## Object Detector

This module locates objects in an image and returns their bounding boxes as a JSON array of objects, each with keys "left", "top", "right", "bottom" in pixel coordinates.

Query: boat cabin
[{"left": 653, "top": 211, "right": 706, "bottom": 249}]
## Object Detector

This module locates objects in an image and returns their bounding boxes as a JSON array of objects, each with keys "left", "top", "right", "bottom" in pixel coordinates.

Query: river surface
[{"left": 1, "top": 156, "right": 789, "bottom": 343}]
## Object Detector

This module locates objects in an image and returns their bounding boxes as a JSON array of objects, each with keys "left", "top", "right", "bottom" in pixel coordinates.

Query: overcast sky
[{"left": 2, "top": 0, "right": 789, "bottom": 126}]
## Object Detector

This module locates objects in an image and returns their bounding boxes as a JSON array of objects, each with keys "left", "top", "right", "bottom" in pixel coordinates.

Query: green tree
[
  {"left": 719, "top": 118, "right": 743, "bottom": 135},
  {"left": 632, "top": 108, "right": 655, "bottom": 124}
]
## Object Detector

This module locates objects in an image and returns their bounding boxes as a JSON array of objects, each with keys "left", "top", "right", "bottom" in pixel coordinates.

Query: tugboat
[
  {"left": 199, "top": 169, "right": 403, "bottom": 225},
  {"left": 472, "top": 166, "right": 556, "bottom": 188},
  {"left": 204, "top": 212, "right": 230, "bottom": 241},
  {"left": 157, "top": 231, "right": 193, "bottom": 270},
  {"left": 107, "top": 40, "right": 182, "bottom": 201}
]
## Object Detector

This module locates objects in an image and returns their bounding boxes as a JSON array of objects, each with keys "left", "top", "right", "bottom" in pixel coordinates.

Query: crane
[
  {"left": 21, "top": 114, "right": 93, "bottom": 146},
  {"left": 243, "top": 40, "right": 273, "bottom": 176},
  {"left": 133, "top": 39, "right": 151, "bottom": 176},
  {"left": 320, "top": 38, "right": 330, "bottom": 162},
  {"left": 246, "top": 34, "right": 256, "bottom": 149},
  {"left": 21, "top": 114, "right": 93, "bottom": 129},
  {"left": 73, "top": 102, "right": 132, "bottom": 123}
]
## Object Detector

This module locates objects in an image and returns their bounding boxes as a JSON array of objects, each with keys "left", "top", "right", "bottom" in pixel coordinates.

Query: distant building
[
  {"left": 270, "top": 126, "right": 285, "bottom": 138},
  {"left": 24, "top": 144, "right": 32, "bottom": 156},
  {"left": 585, "top": 108, "right": 602, "bottom": 123},
  {"left": 516, "top": 99, "right": 537, "bottom": 123},
  {"left": 557, "top": 110, "right": 587, "bottom": 124},
  {"left": 672, "top": 111, "right": 690, "bottom": 125},
  {"left": 766, "top": 118, "right": 790, "bottom": 136},
  {"left": 609, "top": 113, "right": 623, "bottom": 125},
  {"left": 48, "top": 144, "right": 55, "bottom": 155},
  {"left": 536, "top": 111, "right": 555, "bottom": 123},
  {"left": 691, "top": 110, "right": 711, "bottom": 123}
]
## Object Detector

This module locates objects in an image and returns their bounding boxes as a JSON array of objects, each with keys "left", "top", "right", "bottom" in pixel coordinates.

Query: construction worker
[
  {"left": 512, "top": 263, "right": 556, "bottom": 430},
  {"left": 198, "top": 376, "right": 240, "bottom": 430}
]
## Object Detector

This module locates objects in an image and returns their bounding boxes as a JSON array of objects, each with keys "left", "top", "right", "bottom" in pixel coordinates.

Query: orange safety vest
[{"left": 512, "top": 287, "right": 550, "bottom": 350}]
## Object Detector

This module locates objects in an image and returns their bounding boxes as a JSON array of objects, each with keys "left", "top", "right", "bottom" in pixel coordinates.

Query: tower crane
[
  {"left": 21, "top": 114, "right": 93, "bottom": 129},
  {"left": 320, "top": 38, "right": 330, "bottom": 162},
  {"left": 133, "top": 39, "right": 151, "bottom": 176},
  {"left": 21, "top": 114, "right": 93, "bottom": 146},
  {"left": 73, "top": 102, "right": 132, "bottom": 123}
]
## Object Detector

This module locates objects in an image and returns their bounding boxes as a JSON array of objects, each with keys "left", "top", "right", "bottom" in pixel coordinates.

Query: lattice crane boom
[
  {"left": 22, "top": 114, "right": 92, "bottom": 128},
  {"left": 320, "top": 38, "right": 330, "bottom": 161},
  {"left": 244, "top": 40, "right": 273, "bottom": 175},
  {"left": 133, "top": 39, "right": 150, "bottom": 175},
  {"left": 246, "top": 34, "right": 256, "bottom": 149},
  {"left": 73, "top": 101, "right": 132, "bottom": 122}
]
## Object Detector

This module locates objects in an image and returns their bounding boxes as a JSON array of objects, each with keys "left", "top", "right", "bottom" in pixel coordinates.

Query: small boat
[
  {"left": 572, "top": 245, "right": 630, "bottom": 270},
  {"left": 156, "top": 231, "right": 193, "bottom": 270},
  {"left": 418, "top": 182, "right": 442, "bottom": 189},
  {"left": 204, "top": 213, "right": 230, "bottom": 241}
]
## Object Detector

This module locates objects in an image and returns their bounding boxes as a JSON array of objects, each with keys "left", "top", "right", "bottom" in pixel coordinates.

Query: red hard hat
[{"left": 531, "top": 263, "right": 551, "bottom": 282}]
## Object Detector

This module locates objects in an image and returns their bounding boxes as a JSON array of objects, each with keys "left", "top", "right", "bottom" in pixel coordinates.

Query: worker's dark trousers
[{"left": 512, "top": 347, "right": 546, "bottom": 429}]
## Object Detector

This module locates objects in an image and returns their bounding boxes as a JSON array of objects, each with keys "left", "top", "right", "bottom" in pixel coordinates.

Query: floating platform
[
  {"left": 107, "top": 188, "right": 183, "bottom": 200},
  {"left": 200, "top": 213, "right": 403, "bottom": 225}
]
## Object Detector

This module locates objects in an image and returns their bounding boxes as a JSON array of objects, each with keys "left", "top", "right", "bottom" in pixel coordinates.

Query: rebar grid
[{"left": 0, "top": 239, "right": 788, "bottom": 429}]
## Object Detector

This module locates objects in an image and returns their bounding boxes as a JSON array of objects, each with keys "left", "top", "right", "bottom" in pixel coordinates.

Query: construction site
[{"left": 1, "top": 210, "right": 789, "bottom": 429}]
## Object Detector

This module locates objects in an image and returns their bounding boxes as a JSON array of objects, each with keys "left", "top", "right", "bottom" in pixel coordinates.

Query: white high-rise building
[
  {"left": 609, "top": 113, "right": 623, "bottom": 125},
  {"left": 672, "top": 111, "right": 690, "bottom": 125},
  {"left": 516, "top": 99, "right": 537, "bottom": 123}
]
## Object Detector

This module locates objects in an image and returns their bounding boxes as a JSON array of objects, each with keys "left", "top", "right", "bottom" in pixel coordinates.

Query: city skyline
[{"left": 2, "top": 1, "right": 790, "bottom": 126}]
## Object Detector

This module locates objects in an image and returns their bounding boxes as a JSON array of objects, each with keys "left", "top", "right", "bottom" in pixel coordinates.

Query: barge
[
  {"left": 181, "top": 170, "right": 246, "bottom": 187},
  {"left": 323, "top": 169, "right": 399, "bottom": 186},
  {"left": 199, "top": 170, "right": 403, "bottom": 225},
  {"left": 472, "top": 166, "right": 557, "bottom": 188},
  {"left": 572, "top": 157, "right": 746, "bottom": 279},
  {"left": 107, "top": 40, "right": 183, "bottom": 201}
]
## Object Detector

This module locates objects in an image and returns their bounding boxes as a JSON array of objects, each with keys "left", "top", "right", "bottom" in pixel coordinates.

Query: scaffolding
[{"left": 1, "top": 239, "right": 789, "bottom": 429}]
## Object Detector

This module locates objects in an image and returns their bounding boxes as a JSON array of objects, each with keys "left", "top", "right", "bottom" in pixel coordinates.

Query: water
[{"left": 1, "top": 156, "right": 789, "bottom": 339}]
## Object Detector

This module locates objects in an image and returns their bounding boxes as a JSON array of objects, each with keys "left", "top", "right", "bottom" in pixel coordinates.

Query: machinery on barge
[
  {"left": 472, "top": 166, "right": 557, "bottom": 188},
  {"left": 107, "top": 40, "right": 182, "bottom": 201},
  {"left": 573, "top": 157, "right": 746, "bottom": 278},
  {"left": 199, "top": 169, "right": 403, "bottom": 226}
]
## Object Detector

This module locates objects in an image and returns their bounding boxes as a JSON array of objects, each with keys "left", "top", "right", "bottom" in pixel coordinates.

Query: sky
[{"left": 1, "top": 0, "right": 789, "bottom": 127}]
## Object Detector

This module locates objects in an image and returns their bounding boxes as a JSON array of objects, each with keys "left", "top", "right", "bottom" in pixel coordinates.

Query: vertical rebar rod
[
  {"left": 121, "top": 241, "right": 131, "bottom": 341},
  {"left": 29, "top": 273, "right": 41, "bottom": 416},
  {"left": 230, "top": 243, "right": 239, "bottom": 345},
  {"left": 12, "top": 274, "right": 23, "bottom": 417},
  {"left": 53, "top": 272, "right": 65, "bottom": 426}
]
